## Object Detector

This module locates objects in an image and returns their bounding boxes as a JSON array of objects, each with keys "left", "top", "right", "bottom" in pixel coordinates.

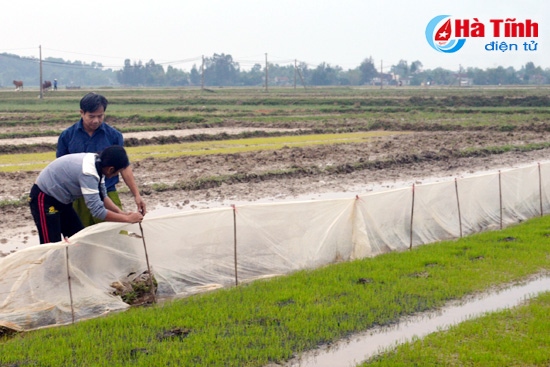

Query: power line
[
  {"left": 1, "top": 48, "right": 385, "bottom": 73},
  {"left": 44, "top": 47, "right": 125, "bottom": 61}
]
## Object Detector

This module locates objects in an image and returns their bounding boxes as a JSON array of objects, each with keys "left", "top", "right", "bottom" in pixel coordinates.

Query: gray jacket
[{"left": 36, "top": 153, "right": 108, "bottom": 220}]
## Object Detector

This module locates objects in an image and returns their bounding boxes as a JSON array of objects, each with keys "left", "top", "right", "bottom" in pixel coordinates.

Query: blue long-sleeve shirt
[
  {"left": 57, "top": 119, "right": 124, "bottom": 191},
  {"left": 36, "top": 153, "right": 109, "bottom": 220}
]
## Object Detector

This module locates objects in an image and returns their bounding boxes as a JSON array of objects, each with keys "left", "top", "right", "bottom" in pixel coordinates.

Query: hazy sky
[{"left": 1, "top": 0, "right": 547, "bottom": 72}]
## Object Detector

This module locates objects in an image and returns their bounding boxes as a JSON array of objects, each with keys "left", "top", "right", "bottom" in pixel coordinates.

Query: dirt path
[{"left": 1, "top": 128, "right": 549, "bottom": 255}]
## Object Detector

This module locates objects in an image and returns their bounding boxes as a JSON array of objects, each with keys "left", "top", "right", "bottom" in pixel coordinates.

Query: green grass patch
[
  {"left": 126, "top": 131, "right": 401, "bottom": 160},
  {"left": 364, "top": 291, "right": 550, "bottom": 367},
  {"left": 0, "top": 132, "right": 403, "bottom": 172},
  {"left": 0, "top": 151, "right": 56, "bottom": 171},
  {"left": 1, "top": 215, "right": 549, "bottom": 366}
]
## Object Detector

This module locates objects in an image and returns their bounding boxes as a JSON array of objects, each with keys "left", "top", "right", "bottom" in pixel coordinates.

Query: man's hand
[
  {"left": 127, "top": 212, "right": 144, "bottom": 223},
  {"left": 135, "top": 195, "right": 147, "bottom": 215}
]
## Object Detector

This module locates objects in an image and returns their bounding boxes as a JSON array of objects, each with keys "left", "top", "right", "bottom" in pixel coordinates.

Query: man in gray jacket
[{"left": 29, "top": 146, "right": 143, "bottom": 244}]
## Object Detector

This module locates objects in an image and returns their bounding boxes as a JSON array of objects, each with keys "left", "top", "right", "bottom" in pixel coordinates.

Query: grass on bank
[
  {"left": 1, "top": 215, "right": 549, "bottom": 367},
  {"left": 363, "top": 292, "right": 550, "bottom": 367}
]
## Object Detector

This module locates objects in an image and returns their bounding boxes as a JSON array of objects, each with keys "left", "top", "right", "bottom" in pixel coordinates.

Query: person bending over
[{"left": 29, "top": 146, "right": 144, "bottom": 244}]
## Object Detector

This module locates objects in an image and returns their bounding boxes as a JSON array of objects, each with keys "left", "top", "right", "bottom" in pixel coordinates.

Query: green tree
[
  {"left": 241, "top": 63, "right": 263, "bottom": 86},
  {"left": 309, "top": 63, "right": 342, "bottom": 85},
  {"left": 189, "top": 64, "right": 201, "bottom": 86},
  {"left": 345, "top": 68, "right": 362, "bottom": 86},
  {"left": 423, "top": 67, "right": 455, "bottom": 85},
  {"left": 144, "top": 59, "right": 165, "bottom": 86},
  {"left": 117, "top": 59, "right": 141, "bottom": 86},
  {"left": 521, "top": 62, "right": 545, "bottom": 84},
  {"left": 203, "top": 53, "right": 240, "bottom": 86},
  {"left": 358, "top": 57, "right": 378, "bottom": 84},
  {"left": 484, "top": 66, "right": 520, "bottom": 85},
  {"left": 166, "top": 66, "right": 189, "bottom": 86},
  {"left": 391, "top": 59, "right": 409, "bottom": 79},
  {"left": 410, "top": 60, "right": 423, "bottom": 74}
]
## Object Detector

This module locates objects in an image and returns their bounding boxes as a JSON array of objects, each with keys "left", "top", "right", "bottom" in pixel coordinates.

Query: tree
[
  {"left": 309, "top": 63, "right": 342, "bottom": 86},
  {"left": 484, "top": 66, "right": 520, "bottom": 85},
  {"left": 423, "top": 67, "right": 455, "bottom": 85},
  {"left": 521, "top": 62, "right": 545, "bottom": 84},
  {"left": 144, "top": 59, "right": 165, "bottom": 86},
  {"left": 203, "top": 53, "right": 240, "bottom": 86},
  {"left": 410, "top": 60, "right": 423, "bottom": 74},
  {"left": 240, "top": 63, "right": 263, "bottom": 86},
  {"left": 358, "top": 57, "right": 378, "bottom": 84},
  {"left": 116, "top": 59, "right": 167, "bottom": 86},
  {"left": 345, "top": 68, "right": 362, "bottom": 86},
  {"left": 391, "top": 59, "right": 409, "bottom": 79},
  {"left": 190, "top": 64, "right": 201, "bottom": 86},
  {"left": 117, "top": 59, "right": 144, "bottom": 86},
  {"left": 166, "top": 66, "right": 189, "bottom": 86}
]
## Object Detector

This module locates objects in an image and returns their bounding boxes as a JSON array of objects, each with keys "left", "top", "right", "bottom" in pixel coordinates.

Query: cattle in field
[
  {"left": 43, "top": 80, "right": 52, "bottom": 90},
  {"left": 13, "top": 80, "right": 23, "bottom": 91}
]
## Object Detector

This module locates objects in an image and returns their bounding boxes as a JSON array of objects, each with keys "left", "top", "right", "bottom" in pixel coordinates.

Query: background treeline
[{"left": 1, "top": 52, "right": 548, "bottom": 88}]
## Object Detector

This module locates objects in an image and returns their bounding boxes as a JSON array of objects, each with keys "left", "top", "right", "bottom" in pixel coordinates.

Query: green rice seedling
[
  {"left": 0, "top": 131, "right": 402, "bottom": 172},
  {"left": 124, "top": 131, "right": 405, "bottom": 161},
  {"left": 1, "top": 215, "right": 549, "bottom": 366},
  {"left": 0, "top": 151, "right": 55, "bottom": 172}
]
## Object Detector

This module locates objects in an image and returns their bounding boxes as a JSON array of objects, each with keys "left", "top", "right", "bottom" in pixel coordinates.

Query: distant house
[
  {"left": 455, "top": 73, "right": 474, "bottom": 86},
  {"left": 273, "top": 76, "right": 290, "bottom": 86},
  {"left": 370, "top": 73, "right": 393, "bottom": 86}
]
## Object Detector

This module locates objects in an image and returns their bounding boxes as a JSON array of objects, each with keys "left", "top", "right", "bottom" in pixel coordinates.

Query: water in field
[{"left": 282, "top": 276, "right": 550, "bottom": 367}]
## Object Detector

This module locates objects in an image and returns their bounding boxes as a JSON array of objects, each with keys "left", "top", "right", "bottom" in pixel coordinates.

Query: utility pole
[
  {"left": 265, "top": 53, "right": 268, "bottom": 92},
  {"left": 380, "top": 60, "right": 383, "bottom": 90},
  {"left": 297, "top": 66, "right": 307, "bottom": 90},
  {"left": 39, "top": 45, "right": 43, "bottom": 99},
  {"left": 294, "top": 59, "right": 297, "bottom": 90},
  {"left": 201, "top": 55, "right": 204, "bottom": 90}
]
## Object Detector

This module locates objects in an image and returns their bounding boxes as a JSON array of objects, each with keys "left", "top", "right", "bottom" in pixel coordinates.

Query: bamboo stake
[
  {"left": 499, "top": 170, "right": 503, "bottom": 230},
  {"left": 455, "top": 178, "right": 463, "bottom": 238},
  {"left": 539, "top": 163, "right": 543, "bottom": 217},
  {"left": 232, "top": 205, "right": 239, "bottom": 286},
  {"left": 64, "top": 244, "right": 75, "bottom": 324},
  {"left": 138, "top": 222, "right": 156, "bottom": 304},
  {"left": 409, "top": 184, "right": 415, "bottom": 250}
]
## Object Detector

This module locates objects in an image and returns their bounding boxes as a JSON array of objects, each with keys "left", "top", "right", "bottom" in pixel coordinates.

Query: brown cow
[
  {"left": 13, "top": 80, "right": 23, "bottom": 91},
  {"left": 43, "top": 80, "right": 52, "bottom": 90}
]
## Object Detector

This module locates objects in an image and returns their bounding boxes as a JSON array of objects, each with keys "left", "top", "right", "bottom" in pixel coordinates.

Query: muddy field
[{"left": 1, "top": 126, "right": 550, "bottom": 255}]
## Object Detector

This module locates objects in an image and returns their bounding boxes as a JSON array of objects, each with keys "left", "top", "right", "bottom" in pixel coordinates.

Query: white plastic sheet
[{"left": 1, "top": 162, "right": 549, "bottom": 330}]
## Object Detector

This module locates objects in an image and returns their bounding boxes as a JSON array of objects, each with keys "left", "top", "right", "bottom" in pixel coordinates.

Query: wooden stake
[
  {"left": 455, "top": 178, "right": 463, "bottom": 238},
  {"left": 409, "top": 183, "right": 415, "bottom": 250},
  {"left": 65, "top": 245, "right": 75, "bottom": 324},
  {"left": 265, "top": 53, "right": 269, "bottom": 92},
  {"left": 499, "top": 170, "right": 503, "bottom": 230},
  {"left": 539, "top": 163, "right": 543, "bottom": 217},
  {"left": 232, "top": 205, "right": 239, "bottom": 286},
  {"left": 138, "top": 222, "right": 156, "bottom": 304}
]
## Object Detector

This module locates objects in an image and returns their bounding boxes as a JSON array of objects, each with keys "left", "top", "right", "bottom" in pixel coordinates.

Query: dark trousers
[{"left": 29, "top": 184, "right": 84, "bottom": 244}]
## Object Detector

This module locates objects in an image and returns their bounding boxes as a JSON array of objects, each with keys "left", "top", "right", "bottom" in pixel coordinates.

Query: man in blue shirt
[{"left": 57, "top": 92, "right": 147, "bottom": 226}]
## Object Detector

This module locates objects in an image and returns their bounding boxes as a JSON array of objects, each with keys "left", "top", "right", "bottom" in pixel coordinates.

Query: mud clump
[{"left": 111, "top": 270, "right": 157, "bottom": 306}]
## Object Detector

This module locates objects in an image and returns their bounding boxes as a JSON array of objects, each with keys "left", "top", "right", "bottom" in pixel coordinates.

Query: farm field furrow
[
  {"left": 1, "top": 87, "right": 550, "bottom": 366},
  {"left": 0, "top": 87, "right": 549, "bottom": 252}
]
